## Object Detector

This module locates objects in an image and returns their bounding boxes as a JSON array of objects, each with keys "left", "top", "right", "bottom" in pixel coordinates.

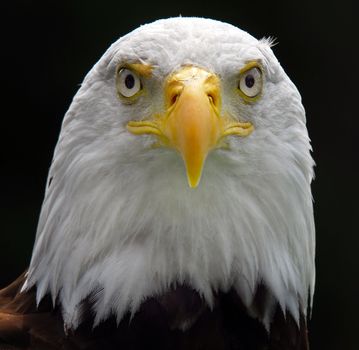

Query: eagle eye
[
  {"left": 238, "top": 66, "right": 263, "bottom": 99},
  {"left": 116, "top": 68, "right": 142, "bottom": 98}
]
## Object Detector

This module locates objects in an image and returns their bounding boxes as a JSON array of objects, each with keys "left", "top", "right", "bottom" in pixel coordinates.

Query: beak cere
[{"left": 127, "top": 66, "right": 254, "bottom": 188}]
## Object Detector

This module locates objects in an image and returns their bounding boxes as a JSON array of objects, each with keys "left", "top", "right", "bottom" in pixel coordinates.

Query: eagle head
[{"left": 23, "top": 17, "right": 315, "bottom": 330}]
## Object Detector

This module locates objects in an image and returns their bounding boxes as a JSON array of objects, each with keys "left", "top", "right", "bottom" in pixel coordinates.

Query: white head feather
[{"left": 23, "top": 17, "right": 315, "bottom": 330}]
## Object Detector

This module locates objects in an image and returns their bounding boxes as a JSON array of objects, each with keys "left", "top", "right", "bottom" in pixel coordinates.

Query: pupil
[
  {"left": 245, "top": 74, "right": 255, "bottom": 88},
  {"left": 125, "top": 74, "right": 135, "bottom": 89}
]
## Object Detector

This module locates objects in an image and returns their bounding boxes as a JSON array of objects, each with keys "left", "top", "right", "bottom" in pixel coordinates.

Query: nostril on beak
[
  {"left": 207, "top": 93, "right": 218, "bottom": 108},
  {"left": 208, "top": 94, "right": 214, "bottom": 104},
  {"left": 170, "top": 93, "right": 179, "bottom": 107}
]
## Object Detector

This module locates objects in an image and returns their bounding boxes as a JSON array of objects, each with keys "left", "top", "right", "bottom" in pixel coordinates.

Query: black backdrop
[{"left": 1, "top": 1, "right": 357, "bottom": 349}]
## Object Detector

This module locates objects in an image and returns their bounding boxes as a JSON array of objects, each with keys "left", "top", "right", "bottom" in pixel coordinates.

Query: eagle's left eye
[
  {"left": 238, "top": 67, "right": 262, "bottom": 98},
  {"left": 116, "top": 68, "right": 142, "bottom": 98}
]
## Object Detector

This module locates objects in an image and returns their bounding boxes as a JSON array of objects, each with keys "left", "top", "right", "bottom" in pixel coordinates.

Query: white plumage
[{"left": 23, "top": 17, "right": 315, "bottom": 331}]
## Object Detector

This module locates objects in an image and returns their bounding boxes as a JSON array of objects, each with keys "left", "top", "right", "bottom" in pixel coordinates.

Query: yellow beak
[
  {"left": 127, "top": 66, "right": 253, "bottom": 188},
  {"left": 161, "top": 68, "right": 222, "bottom": 187}
]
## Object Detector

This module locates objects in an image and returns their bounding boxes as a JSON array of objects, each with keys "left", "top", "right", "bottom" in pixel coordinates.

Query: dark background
[{"left": 1, "top": 0, "right": 357, "bottom": 349}]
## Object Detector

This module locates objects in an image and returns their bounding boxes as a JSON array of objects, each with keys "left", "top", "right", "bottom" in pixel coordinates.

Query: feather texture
[
  {"left": 1, "top": 273, "right": 309, "bottom": 349},
  {"left": 19, "top": 17, "right": 315, "bottom": 333}
]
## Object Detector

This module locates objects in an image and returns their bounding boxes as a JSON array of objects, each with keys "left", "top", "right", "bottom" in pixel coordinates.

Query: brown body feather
[{"left": 0, "top": 273, "right": 309, "bottom": 350}]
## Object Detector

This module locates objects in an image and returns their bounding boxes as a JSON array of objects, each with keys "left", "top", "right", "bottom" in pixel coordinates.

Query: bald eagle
[{"left": 0, "top": 17, "right": 315, "bottom": 350}]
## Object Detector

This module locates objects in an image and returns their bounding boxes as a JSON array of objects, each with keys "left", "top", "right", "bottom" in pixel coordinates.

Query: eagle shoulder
[{"left": 0, "top": 273, "right": 309, "bottom": 350}]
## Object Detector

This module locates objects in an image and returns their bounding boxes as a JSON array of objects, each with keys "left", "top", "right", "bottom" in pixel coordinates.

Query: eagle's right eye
[
  {"left": 238, "top": 67, "right": 262, "bottom": 98},
  {"left": 116, "top": 68, "right": 142, "bottom": 98}
]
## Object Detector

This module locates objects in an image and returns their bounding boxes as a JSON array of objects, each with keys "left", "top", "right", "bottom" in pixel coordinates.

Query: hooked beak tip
[{"left": 187, "top": 175, "right": 201, "bottom": 189}]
